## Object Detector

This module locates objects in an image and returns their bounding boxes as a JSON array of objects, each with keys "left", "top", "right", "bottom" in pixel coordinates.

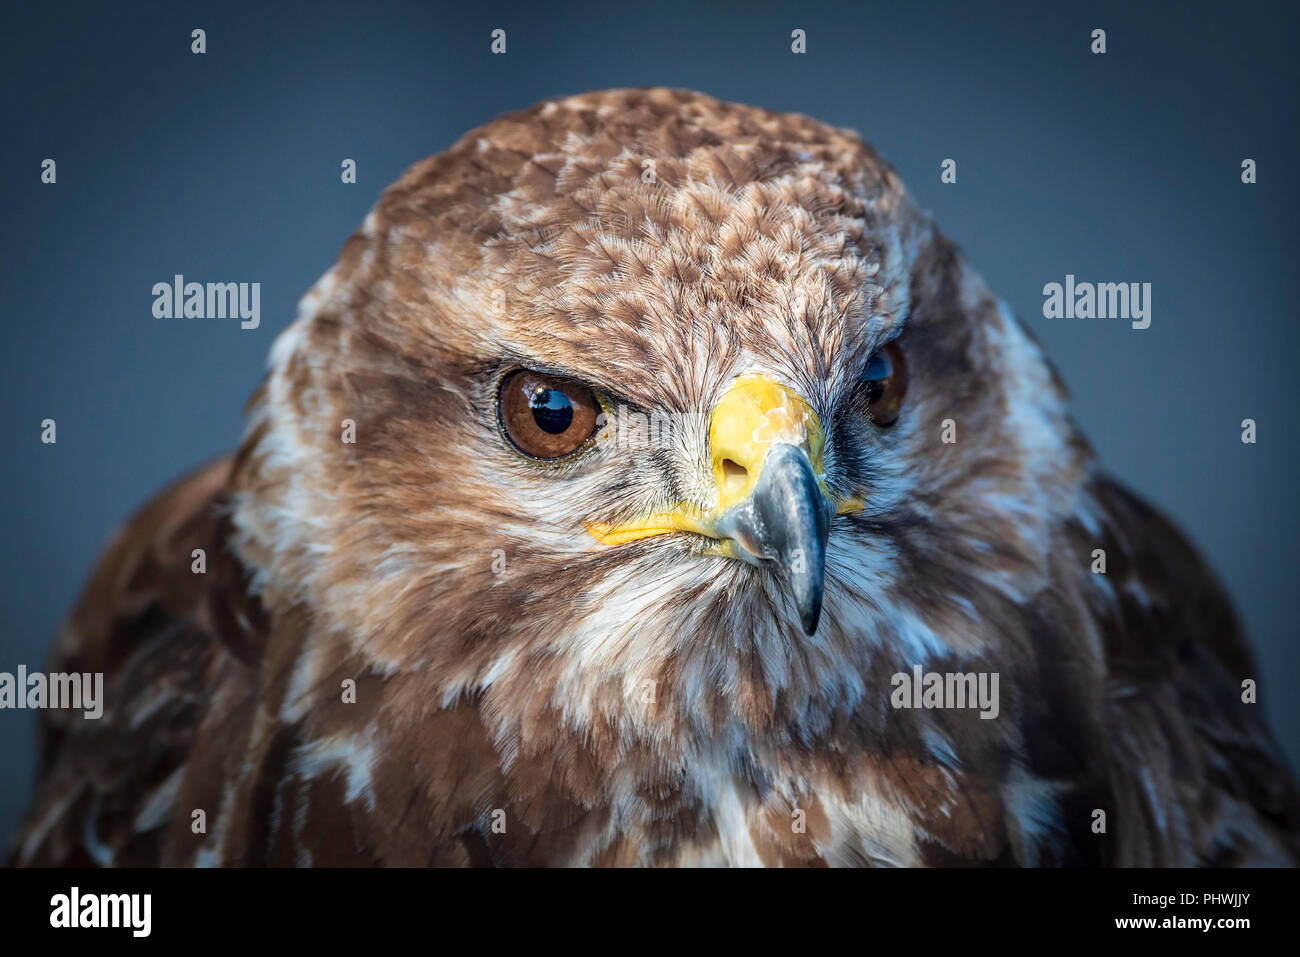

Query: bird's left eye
[
  {"left": 861, "top": 340, "right": 908, "bottom": 426},
  {"left": 497, "top": 369, "right": 601, "bottom": 460}
]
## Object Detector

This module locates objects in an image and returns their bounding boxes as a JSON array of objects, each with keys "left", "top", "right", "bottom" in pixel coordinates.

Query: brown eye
[
  {"left": 862, "top": 341, "right": 908, "bottom": 426},
  {"left": 497, "top": 369, "right": 601, "bottom": 460}
]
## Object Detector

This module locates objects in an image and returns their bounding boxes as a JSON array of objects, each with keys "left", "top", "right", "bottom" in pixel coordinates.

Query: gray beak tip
[
  {"left": 790, "top": 557, "right": 825, "bottom": 635},
  {"left": 738, "top": 442, "right": 832, "bottom": 638}
]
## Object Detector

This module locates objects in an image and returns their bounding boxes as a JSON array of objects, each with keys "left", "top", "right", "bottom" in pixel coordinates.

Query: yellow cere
[
  {"left": 585, "top": 374, "right": 860, "bottom": 546},
  {"left": 708, "top": 374, "right": 825, "bottom": 511}
]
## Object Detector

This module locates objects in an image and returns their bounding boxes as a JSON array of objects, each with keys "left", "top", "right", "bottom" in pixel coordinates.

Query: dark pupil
[
  {"left": 863, "top": 352, "right": 892, "bottom": 404},
  {"left": 530, "top": 388, "right": 573, "bottom": 434},
  {"left": 864, "top": 351, "right": 892, "bottom": 382}
]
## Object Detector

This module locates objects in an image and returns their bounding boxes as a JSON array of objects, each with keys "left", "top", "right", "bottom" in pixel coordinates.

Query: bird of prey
[{"left": 11, "top": 88, "right": 1298, "bottom": 867}]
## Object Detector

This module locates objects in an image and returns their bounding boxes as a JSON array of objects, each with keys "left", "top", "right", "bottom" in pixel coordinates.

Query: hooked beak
[
  {"left": 586, "top": 374, "right": 852, "bottom": 635},
  {"left": 713, "top": 442, "right": 831, "bottom": 634}
]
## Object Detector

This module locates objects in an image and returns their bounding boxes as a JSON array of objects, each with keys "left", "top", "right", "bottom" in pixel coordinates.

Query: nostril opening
[{"left": 721, "top": 458, "right": 749, "bottom": 495}]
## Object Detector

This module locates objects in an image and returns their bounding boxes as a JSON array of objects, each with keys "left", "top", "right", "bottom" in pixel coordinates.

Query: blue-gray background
[{"left": 2, "top": 0, "right": 1296, "bottom": 845}]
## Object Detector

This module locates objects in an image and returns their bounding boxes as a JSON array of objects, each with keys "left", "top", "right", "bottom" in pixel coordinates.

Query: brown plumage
[{"left": 11, "top": 88, "right": 1299, "bottom": 866}]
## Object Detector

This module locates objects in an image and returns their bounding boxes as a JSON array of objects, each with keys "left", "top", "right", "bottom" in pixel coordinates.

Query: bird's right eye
[{"left": 497, "top": 369, "right": 601, "bottom": 460}]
